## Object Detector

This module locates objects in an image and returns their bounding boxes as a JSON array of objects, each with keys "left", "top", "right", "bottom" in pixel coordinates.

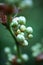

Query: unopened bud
[
  {"left": 20, "top": 25, "right": 26, "bottom": 32},
  {"left": 20, "top": 32, "right": 24, "bottom": 36},
  {"left": 21, "top": 54, "right": 29, "bottom": 61},
  {"left": 4, "top": 47, "right": 11, "bottom": 54},
  {"left": 18, "top": 16, "right": 26, "bottom": 25},
  {"left": 28, "top": 34, "right": 33, "bottom": 38},
  {"left": 11, "top": 19, "right": 18, "bottom": 27},
  {"left": 16, "top": 34, "right": 25, "bottom": 42},
  {"left": 26, "top": 27, "right": 33, "bottom": 33},
  {"left": 22, "top": 40, "right": 28, "bottom": 46},
  {"left": 17, "top": 29, "right": 21, "bottom": 34}
]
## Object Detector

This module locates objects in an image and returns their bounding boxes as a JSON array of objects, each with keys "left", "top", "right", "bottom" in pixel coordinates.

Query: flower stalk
[{"left": 7, "top": 15, "right": 21, "bottom": 59}]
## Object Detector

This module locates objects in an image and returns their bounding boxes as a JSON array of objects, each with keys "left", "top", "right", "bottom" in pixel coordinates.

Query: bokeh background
[{"left": 0, "top": 0, "right": 43, "bottom": 65}]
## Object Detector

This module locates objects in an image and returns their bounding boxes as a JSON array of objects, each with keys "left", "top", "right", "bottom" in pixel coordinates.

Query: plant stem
[
  {"left": 7, "top": 15, "right": 21, "bottom": 58},
  {"left": 10, "top": 27, "right": 21, "bottom": 58}
]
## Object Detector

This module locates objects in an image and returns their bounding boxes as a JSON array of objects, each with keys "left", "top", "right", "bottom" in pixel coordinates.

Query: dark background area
[{"left": 0, "top": 0, "right": 43, "bottom": 65}]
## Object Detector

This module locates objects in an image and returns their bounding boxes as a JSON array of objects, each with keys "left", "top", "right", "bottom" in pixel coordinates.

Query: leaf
[{"left": 0, "top": 23, "right": 16, "bottom": 49}]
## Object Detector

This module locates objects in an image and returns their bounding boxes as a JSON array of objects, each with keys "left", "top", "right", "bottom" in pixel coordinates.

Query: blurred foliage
[{"left": 0, "top": 0, "right": 43, "bottom": 65}]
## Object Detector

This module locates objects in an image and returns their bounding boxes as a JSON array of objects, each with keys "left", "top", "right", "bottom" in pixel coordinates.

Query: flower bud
[
  {"left": 22, "top": 40, "right": 28, "bottom": 46},
  {"left": 13, "top": 17, "right": 19, "bottom": 21},
  {"left": 26, "top": 27, "right": 33, "bottom": 33},
  {"left": 4, "top": 47, "right": 11, "bottom": 54},
  {"left": 20, "top": 25, "right": 26, "bottom": 32},
  {"left": 11, "top": 18, "right": 18, "bottom": 27},
  {"left": 21, "top": 54, "right": 28, "bottom": 61},
  {"left": 28, "top": 34, "right": 33, "bottom": 38},
  {"left": 16, "top": 34, "right": 25, "bottom": 42},
  {"left": 16, "top": 29, "right": 21, "bottom": 34},
  {"left": 18, "top": 16, "right": 26, "bottom": 25},
  {"left": 20, "top": 32, "right": 24, "bottom": 36}
]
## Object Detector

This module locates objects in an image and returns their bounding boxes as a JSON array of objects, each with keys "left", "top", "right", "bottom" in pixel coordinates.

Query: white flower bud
[
  {"left": 21, "top": 54, "right": 29, "bottom": 61},
  {"left": 20, "top": 25, "right": 26, "bottom": 32},
  {"left": 28, "top": 34, "right": 33, "bottom": 38},
  {"left": 13, "top": 17, "right": 19, "bottom": 22},
  {"left": 17, "top": 29, "right": 21, "bottom": 34},
  {"left": 4, "top": 47, "right": 11, "bottom": 54},
  {"left": 17, "top": 34, "right": 25, "bottom": 42},
  {"left": 18, "top": 16, "right": 26, "bottom": 25},
  {"left": 26, "top": 27, "right": 33, "bottom": 33},
  {"left": 20, "top": 32, "right": 24, "bottom": 36},
  {"left": 11, "top": 18, "right": 18, "bottom": 27},
  {"left": 22, "top": 40, "right": 28, "bottom": 46},
  {"left": 16, "top": 58, "right": 22, "bottom": 63}
]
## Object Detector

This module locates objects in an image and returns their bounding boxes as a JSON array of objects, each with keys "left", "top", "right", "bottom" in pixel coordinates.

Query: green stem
[{"left": 7, "top": 15, "right": 21, "bottom": 58}]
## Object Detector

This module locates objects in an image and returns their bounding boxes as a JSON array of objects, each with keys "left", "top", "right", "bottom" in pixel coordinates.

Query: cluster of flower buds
[
  {"left": 31, "top": 43, "right": 43, "bottom": 57},
  {"left": 10, "top": 16, "right": 33, "bottom": 46},
  {"left": 4, "top": 16, "right": 33, "bottom": 65},
  {"left": 4, "top": 47, "right": 29, "bottom": 65}
]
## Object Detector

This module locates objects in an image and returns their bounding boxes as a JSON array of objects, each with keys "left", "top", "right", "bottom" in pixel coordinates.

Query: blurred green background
[{"left": 0, "top": 0, "right": 43, "bottom": 65}]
